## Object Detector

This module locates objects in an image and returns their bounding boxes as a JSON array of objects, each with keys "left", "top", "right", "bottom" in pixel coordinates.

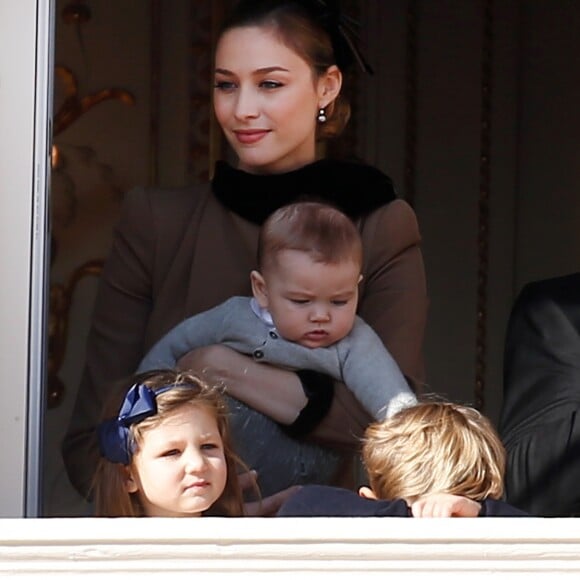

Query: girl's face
[
  {"left": 127, "top": 404, "right": 228, "bottom": 517},
  {"left": 213, "top": 25, "right": 340, "bottom": 174}
]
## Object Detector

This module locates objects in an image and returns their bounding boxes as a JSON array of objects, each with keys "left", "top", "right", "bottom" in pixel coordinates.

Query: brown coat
[{"left": 63, "top": 181, "right": 428, "bottom": 496}]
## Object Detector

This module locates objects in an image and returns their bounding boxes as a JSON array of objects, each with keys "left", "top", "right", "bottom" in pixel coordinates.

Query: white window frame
[{"left": 0, "top": 0, "right": 52, "bottom": 517}]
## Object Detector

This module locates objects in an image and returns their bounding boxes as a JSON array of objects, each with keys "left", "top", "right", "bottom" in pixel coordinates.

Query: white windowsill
[{"left": 1, "top": 517, "right": 579, "bottom": 578}]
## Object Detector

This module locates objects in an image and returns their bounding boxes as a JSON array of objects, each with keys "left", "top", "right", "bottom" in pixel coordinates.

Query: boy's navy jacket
[{"left": 277, "top": 485, "right": 530, "bottom": 517}]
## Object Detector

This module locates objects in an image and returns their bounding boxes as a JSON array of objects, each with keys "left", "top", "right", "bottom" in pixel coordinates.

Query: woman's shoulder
[
  {"left": 117, "top": 182, "right": 214, "bottom": 240},
  {"left": 123, "top": 181, "right": 213, "bottom": 215},
  {"left": 360, "top": 199, "right": 421, "bottom": 253}
]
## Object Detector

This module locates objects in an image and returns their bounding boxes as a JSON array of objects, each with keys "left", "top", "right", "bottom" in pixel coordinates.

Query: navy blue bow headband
[{"left": 97, "top": 383, "right": 177, "bottom": 465}]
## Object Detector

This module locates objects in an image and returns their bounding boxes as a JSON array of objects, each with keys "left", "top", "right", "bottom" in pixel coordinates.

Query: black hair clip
[{"left": 312, "top": 0, "right": 374, "bottom": 74}]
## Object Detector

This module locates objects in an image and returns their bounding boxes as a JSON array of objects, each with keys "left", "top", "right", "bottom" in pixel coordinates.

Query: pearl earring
[{"left": 317, "top": 108, "right": 327, "bottom": 123}]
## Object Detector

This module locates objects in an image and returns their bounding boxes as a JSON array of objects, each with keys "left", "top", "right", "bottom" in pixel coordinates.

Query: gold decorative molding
[
  {"left": 475, "top": 0, "right": 494, "bottom": 411},
  {"left": 48, "top": 260, "right": 104, "bottom": 409},
  {"left": 404, "top": 0, "right": 418, "bottom": 206},
  {"left": 53, "top": 66, "right": 135, "bottom": 137},
  {"left": 188, "top": 0, "right": 222, "bottom": 183}
]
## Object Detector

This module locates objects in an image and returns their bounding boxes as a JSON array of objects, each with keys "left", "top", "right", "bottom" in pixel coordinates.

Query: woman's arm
[
  {"left": 178, "top": 346, "right": 307, "bottom": 424},
  {"left": 62, "top": 188, "right": 157, "bottom": 498},
  {"left": 178, "top": 345, "right": 370, "bottom": 447},
  {"left": 357, "top": 200, "right": 429, "bottom": 391}
]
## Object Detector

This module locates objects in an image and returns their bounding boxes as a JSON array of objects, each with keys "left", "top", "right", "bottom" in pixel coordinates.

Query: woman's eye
[
  {"left": 260, "top": 80, "right": 283, "bottom": 90},
  {"left": 214, "top": 80, "right": 236, "bottom": 91}
]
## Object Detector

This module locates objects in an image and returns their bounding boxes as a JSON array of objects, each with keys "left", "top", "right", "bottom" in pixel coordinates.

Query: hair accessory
[
  {"left": 317, "top": 107, "right": 327, "bottom": 123},
  {"left": 97, "top": 382, "right": 174, "bottom": 465},
  {"left": 229, "top": 1, "right": 373, "bottom": 75},
  {"left": 310, "top": 0, "right": 374, "bottom": 74}
]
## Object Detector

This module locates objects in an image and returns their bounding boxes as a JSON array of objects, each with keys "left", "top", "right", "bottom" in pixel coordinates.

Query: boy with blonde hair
[{"left": 278, "top": 401, "right": 528, "bottom": 517}]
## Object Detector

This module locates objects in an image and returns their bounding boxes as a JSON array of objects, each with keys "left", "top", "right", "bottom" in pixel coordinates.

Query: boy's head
[
  {"left": 360, "top": 401, "right": 506, "bottom": 503},
  {"left": 251, "top": 202, "right": 363, "bottom": 348}
]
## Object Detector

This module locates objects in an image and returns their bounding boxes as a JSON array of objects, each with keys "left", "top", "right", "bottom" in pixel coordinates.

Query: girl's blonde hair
[
  {"left": 362, "top": 401, "right": 506, "bottom": 503},
  {"left": 93, "top": 369, "right": 248, "bottom": 517}
]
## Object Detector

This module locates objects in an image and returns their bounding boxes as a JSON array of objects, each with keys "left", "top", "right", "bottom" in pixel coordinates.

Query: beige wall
[
  {"left": 359, "top": 0, "right": 580, "bottom": 423},
  {"left": 515, "top": 2, "right": 580, "bottom": 286}
]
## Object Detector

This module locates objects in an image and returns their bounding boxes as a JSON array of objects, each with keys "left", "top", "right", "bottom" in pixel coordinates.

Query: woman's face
[{"left": 213, "top": 25, "right": 339, "bottom": 174}]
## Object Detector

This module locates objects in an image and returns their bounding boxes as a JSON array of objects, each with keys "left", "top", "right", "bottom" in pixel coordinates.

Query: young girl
[{"left": 93, "top": 369, "right": 247, "bottom": 517}]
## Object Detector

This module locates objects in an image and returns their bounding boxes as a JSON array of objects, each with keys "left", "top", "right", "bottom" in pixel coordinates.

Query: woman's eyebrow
[{"left": 214, "top": 66, "right": 290, "bottom": 76}]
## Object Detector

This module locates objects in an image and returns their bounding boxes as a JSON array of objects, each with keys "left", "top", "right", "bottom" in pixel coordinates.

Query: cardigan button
[
  {"left": 269, "top": 331, "right": 278, "bottom": 339},
  {"left": 253, "top": 349, "right": 264, "bottom": 359}
]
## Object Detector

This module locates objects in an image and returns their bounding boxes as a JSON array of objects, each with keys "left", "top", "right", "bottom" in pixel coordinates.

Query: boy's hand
[{"left": 410, "top": 493, "right": 482, "bottom": 517}]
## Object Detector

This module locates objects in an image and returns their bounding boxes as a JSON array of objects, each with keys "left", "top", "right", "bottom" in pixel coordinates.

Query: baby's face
[{"left": 257, "top": 249, "right": 361, "bottom": 348}]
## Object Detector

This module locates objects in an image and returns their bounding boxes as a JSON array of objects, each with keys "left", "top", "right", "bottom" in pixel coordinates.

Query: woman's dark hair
[{"left": 218, "top": 0, "right": 354, "bottom": 139}]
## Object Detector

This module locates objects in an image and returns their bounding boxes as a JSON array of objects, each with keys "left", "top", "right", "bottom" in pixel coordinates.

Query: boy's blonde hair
[
  {"left": 93, "top": 369, "right": 248, "bottom": 517},
  {"left": 362, "top": 401, "right": 505, "bottom": 502}
]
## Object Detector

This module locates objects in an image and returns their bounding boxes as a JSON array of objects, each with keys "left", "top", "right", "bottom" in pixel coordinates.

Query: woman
[{"left": 62, "top": 0, "right": 428, "bottom": 504}]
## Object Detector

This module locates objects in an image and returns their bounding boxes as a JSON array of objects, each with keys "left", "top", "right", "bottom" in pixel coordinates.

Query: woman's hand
[
  {"left": 178, "top": 345, "right": 367, "bottom": 447},
  {"left": 177, "top": 345, "right": 307, "bottom": 424},
  {"left": 410, "top": 493, "right": 482, "bottom": 517}
]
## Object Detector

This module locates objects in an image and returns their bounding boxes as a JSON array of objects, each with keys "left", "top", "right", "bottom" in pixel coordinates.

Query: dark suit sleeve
[
  {"left": 499, "top": 274, "right": 580, "bottom": 516},
  {"left": 277, "top": 485, "right": 410, "bottom": 517},
  {"left": 478, "top": 499, "right": 530, "bottom": 517}
]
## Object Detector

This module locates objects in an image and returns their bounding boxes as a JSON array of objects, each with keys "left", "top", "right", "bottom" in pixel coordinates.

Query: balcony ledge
[{"left": 1, "top": 517, "right": 579, "bottom": 577}]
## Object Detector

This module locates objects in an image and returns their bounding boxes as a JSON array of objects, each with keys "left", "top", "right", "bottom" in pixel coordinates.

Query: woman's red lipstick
[{"left": 234, "top": 130, "right": 269, "bottom": 144}]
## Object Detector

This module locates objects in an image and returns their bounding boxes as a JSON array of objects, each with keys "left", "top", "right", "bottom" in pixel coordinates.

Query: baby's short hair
[
  {"left": 362, "top": 401, "right": 505, "bottom": 502},
  {"left": 257, "top": 201, "right": 362, "bottom": 272}
]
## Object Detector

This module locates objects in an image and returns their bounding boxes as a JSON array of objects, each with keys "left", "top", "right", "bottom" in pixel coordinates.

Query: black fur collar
[{"left": 211, "top": 159, "right": 397, "bottom": 225}]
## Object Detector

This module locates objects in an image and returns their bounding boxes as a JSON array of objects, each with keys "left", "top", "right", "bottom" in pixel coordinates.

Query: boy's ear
[
  {"left": 250, "top": 270, "right": 269, "bottom": 309},
  {"left": 358, "top": 486, "right": 378, "bottom": 500},
  {"left": 124, "top": 466, "right": 139, "bottom": 494}
]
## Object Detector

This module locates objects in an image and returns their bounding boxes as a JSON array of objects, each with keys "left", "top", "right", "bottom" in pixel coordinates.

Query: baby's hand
[{"left": 410, "top": 493, "right": 482, "bottom": 518}]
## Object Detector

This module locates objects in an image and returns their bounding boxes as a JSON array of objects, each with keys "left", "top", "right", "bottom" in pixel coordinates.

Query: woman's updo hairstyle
[{"left": 219, "top": 0, "right": 370, "bottom": 140}]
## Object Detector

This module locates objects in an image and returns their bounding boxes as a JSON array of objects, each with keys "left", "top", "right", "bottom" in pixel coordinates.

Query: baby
[{"left": 138, "top": 201, "right": 416, "bottom": 421}]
